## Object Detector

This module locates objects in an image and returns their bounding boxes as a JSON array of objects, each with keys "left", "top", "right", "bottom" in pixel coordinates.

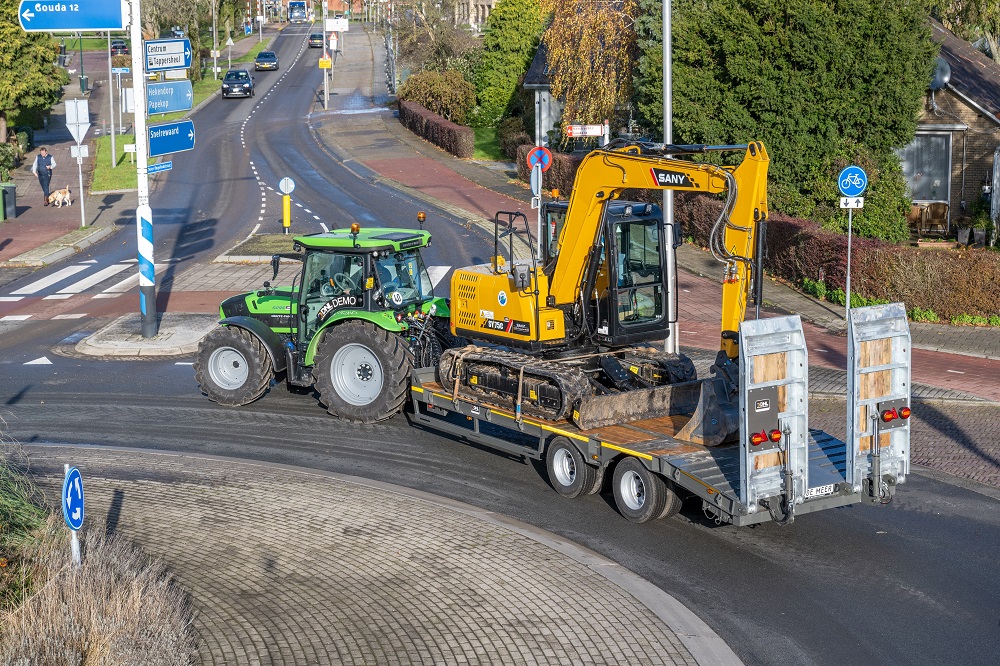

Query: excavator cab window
[
  {"left": 542, "top": 203, "right": 568, "bottom": 271},
  {"left": 613, "top": 219, "right": 664, "bottom": 328}
]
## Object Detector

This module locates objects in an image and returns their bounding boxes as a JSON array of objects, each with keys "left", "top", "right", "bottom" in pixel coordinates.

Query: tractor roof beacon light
[
  {"left": 350, "top": 223, "right": 360, "bottom": 248},
  {"left": 417, "top": 211, "right": 426, "bottom": 230}
]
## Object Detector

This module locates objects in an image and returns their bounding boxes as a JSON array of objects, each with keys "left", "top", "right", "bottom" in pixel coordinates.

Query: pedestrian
[{"left": 31, "top": 147, "right": 56, "bottom": 206}]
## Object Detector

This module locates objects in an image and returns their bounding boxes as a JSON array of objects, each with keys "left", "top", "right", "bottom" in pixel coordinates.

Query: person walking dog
[{"left": 31, "top": 147, "right": 56, "bottom": 206}]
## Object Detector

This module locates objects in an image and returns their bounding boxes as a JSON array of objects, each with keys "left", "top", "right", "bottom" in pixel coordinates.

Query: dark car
[
  {"left": 254, "top": 51, "right": 279, "bottom": 71},
  {"left": 221, "top": 69, "right": 254, "bottom": 98},
  {"left": 308, "top": 33, "right": 324, "bottom": 48},
  {"left": 110, "top": 39, "right": 129, "bottom": 56}
]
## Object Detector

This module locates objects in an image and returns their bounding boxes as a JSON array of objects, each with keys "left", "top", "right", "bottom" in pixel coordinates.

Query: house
[{"left": 896, "top": 20, "right": 1000, "bottom": 231}]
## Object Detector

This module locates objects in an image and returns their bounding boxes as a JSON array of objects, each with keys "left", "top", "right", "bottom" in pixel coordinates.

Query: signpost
[
  {"left": 838, "top": 166, "right": 868, "bottom": 318},
  {"left": 66, "top": 99, "right": 90, "bottom": 229},
  {"left": 527, "top": 147, "right": 553, "bottom": 259},
  {"left": 62, "top": 465, "right": 84, "bottom": 566},
  {"left": 148, "top": 161, "right": 173, "bottom": 174},
  {"left": 148, "top": 120, "right": 195, "bottom": 158},
  {"left": 146, "top": 81, "right": 194, "bottom": 115},
  {"left": 18, "top": 0, "right": 127, "bottom": 31},
  {"left": 145, "top": 38, "right": 193, "bottom": 72},
  {"left": 565, "top": 122, "right": 610, "bottom": 145}
]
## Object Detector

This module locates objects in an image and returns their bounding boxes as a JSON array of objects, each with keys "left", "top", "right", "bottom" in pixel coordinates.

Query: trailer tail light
[
  {"left": 881, "top": 408, "right": 899, "bottom": 423},
  {"left": 750, "top": 430, "right": 767, "bottom": 446},
  {"left": 899, "top": 406, "right": 911, "bottom": 419},
  {"left": 769, "top": 429, "right": 782, "bottom": 442}
]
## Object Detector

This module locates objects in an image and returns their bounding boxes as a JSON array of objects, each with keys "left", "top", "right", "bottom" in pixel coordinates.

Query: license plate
[{"left": 806, "top": 483, "right": 836, "bottom": 499}]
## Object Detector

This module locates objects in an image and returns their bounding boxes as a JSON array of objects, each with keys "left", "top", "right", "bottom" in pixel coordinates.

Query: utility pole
[
  {"left": 212, "top": 0, "right": 219, "bottom": 79},
  {"left": 107, "top": 34, "right": 117, "bottom": 165},
  {"left": 662, "top": 0, "right": 679, "bottom": 355},
  {"left": 323, "top": 0, "right": 330, "bottom": 109}
]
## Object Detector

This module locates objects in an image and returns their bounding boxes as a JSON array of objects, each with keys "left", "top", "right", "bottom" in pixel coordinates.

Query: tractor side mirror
[{"left": 270, "top": 254, "right": 280, "bottom": 280}]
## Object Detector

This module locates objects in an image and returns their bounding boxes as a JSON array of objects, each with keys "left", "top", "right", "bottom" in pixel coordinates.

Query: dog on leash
[{"left": 48, "top": 186, "right": 72, "bottom": 208}]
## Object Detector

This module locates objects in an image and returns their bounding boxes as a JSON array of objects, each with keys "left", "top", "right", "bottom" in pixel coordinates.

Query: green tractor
[{"left": 194, "top": 223, "right": 455, "bottom": 422}]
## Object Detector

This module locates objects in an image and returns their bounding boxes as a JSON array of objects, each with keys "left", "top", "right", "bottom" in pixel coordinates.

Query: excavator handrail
[{"left": 602, "top": 139, "right": 752, "bottom": 156}]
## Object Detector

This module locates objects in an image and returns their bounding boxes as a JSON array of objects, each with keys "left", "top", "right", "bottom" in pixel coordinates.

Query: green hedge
[{"left": 398, "top": 101, "right": 474, "bottom": 159}]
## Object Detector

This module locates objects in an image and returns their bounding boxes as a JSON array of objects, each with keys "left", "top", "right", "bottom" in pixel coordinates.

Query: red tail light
[
  {"left": 750, "top": 430, "right": 767, "bottom": 446},
  {"left": 881, "top": 408, "right": 898, "bottom": 423},
  {"left": 769, "top": 429, "right": 782, "bottom": 442},
  {"left": 899, "top": 406, "right": 911, "bottom": 419}
]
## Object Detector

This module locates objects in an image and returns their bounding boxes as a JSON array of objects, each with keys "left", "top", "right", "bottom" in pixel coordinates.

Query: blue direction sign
[
  {"left": 147, "top": 81, "right": 193, "bottom": 114},
  {"left": 148, "top": 161, "right": 173, "bottom": 174},
  {"left": 18, "top": 0, "right": 126, "bottom": 31},
  {"left": 148, "top": 120, "right": 195, "bottom": 158},
  {"left": 145, "top": 38, "right": 193, "bottom": 72},
  {"left": 62, "top": 467, "right": 85, "bottom": 531},
  {"left": 838, "top": 166, "right": 868, "bottom": 198}
]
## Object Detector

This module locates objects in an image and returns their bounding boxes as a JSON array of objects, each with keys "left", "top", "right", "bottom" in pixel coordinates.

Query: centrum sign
[{"left": 145, "top": 38, "right": 192, "bottom": 72}]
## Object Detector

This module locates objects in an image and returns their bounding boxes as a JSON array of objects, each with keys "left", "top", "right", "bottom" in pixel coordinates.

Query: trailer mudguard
[{"left": 220, "top": 316, "right": 288, "bottom": 373}]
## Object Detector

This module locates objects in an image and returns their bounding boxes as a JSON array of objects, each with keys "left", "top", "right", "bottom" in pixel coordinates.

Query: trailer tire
[
  {"left": 546, "top": 437, "right": 602, "bottom": 498},
  {"left": 313, "top": 320, "right": 414, "bottom": 423},
  {"left": 612, "top": 457, "right": 668, "bottom": 523},
  {"left": 194, "top": 326, "right": 273, "bottom": 406},
  {"left": 656, "top": 480, "right": 684, "bottom": 519}
]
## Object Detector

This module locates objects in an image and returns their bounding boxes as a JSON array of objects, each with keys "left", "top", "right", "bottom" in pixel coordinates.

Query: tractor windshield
[{"left": 376, "top": 250, "right": 433, "bottom": 307}]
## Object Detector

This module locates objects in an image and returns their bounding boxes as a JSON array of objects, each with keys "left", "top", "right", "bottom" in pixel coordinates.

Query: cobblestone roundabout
[{"left": 28, "top": 449, "right": 697, "bottom": 666}]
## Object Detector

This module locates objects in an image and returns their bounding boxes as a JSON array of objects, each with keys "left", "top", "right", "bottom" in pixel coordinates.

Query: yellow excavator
[{"left": 438, "top": 140, "right": 770, "bottom": 444}]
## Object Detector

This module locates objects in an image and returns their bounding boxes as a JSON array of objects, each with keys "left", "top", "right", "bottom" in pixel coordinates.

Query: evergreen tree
[
  {"left": 473, "top": 0, "right": 545, "bottom": 127},
  {"left": 634, "top": 0, "right": 937, "bottom": 238},
  {"left": 0, "top": 0, "right": 68, "bottom": 140}
]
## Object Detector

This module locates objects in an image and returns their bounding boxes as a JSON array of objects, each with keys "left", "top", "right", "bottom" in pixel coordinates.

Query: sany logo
[{"left": 650, "top": 168, "right": 693, "bottom": 188}]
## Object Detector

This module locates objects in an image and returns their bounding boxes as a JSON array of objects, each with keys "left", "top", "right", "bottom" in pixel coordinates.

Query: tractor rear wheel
[
  {"left": 194, "top": 326, "right": 273, "bottom": 406},
  {"left": 313, "top": 320, "right": 414, "bottom": 423}
]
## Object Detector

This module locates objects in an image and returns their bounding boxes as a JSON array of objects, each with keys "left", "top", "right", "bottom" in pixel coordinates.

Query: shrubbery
[
  {"left": 497, "top": 117, "right": 532, "bottom": 159},
  {"left": 515, "top": 144, "right": 582, "bottom": 194},
  {"left": 398, "top": 70, "right": 476, "bottom": 125},
  {"left": 398, "top": 101, "right": 475, "bottom": 158}
]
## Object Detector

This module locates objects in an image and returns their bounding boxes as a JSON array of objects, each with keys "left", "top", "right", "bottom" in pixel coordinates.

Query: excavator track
[{"left": 438, "top": 347, "right": 591, "bottom": 422}]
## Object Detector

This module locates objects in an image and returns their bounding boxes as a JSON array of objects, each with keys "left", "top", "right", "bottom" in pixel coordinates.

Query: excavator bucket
[{"left": 573, "top": 376, "right": 740, "bottom": 446}]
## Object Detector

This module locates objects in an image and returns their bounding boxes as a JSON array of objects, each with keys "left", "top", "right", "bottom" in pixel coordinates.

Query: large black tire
[
  {"left": 612, "top": 457, "right": 669, "bottom": 523},
  {"left": 546, "top": 436, "right": 603, "bottom": 498},
  {"left": 656, "top": 479, "right": 684, "bottom": 519},
  {"left": 313, "top": 320, "right": 414, "bottom": 423},
  {"left": 194, "top": 326, "right": 273, "bottom": 406}
]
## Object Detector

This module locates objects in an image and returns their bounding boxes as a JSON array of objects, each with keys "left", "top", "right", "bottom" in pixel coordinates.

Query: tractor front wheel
[
  {"left": 313, "top": 320, "right": 414, "bottom": 423},
  {"left": 194, "top": 326, "right": 273, "bottom": 406}
]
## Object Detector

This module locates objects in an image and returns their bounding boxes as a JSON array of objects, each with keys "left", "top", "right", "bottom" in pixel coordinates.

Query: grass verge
[
  {"left": 233, "top": 38, "right": 274, "bottom": 63},
  {"left": 473, "top": 127, "right": 503, "bottom": 161},
  {"left": 227, "top": 233, "right": 299, "bottom": 256},
  {"left": 90, "top": 135, "right": 154, "bottom": 193}
]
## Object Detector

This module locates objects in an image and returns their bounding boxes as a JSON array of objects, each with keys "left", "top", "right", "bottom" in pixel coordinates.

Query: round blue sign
[
  {"left": 62, "top": 466, "right": 85, "bottom": 531},
  {"left": 838, "top": 166, "right": 868, "bottom": 197}
]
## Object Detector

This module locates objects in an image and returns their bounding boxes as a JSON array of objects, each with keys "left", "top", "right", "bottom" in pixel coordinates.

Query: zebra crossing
[{"left": 0, "top": 261, "right": 455, "bottom": 322}]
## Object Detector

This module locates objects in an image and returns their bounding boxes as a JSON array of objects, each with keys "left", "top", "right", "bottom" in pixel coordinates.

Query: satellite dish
[{"left": 930, "top": 56, "right": 952, "bottom": 91}]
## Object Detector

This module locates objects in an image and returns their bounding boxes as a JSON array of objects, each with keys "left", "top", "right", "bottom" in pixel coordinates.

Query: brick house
[{"left": 897, "top": 20, "right": 1000, "bottom": 232}]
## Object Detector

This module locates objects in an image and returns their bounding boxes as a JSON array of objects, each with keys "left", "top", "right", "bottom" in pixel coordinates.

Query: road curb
[
  {"left": 0, "top": 224, "right": 117, "bottom": 268},
  {"left": 74, "top": 312, "right": 218, "bottom": 358}
]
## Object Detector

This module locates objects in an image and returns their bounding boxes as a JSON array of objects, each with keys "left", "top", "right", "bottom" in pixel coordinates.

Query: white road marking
[
  {"left": 0, "top": 296, "right": 24, "bottom": 302},
  {"left": 52, "top": 313, "right": 87, "bottom": 319},
  {"left": 42, "top": 294, "right": 74, "bottom": 300},
  {"left": 947, "top": 369, "right": 966, "bottom": 374},
  {"left": 24, "top": 356, "right": 52, "bottom": 365},
  {"left": 101, "top": 263, "right": 168, "bottom": 294},
  {"left": 2, "top": 314, "right": 32, "bottom": 321},
  {"left": 11, "top": 265, "right": 90, "bottom": 295},
  {"left": 57, "top": 263, "right": 132, "bottom": 294}
]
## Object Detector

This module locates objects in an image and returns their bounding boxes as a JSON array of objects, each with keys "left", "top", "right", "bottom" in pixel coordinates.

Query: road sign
[
  {"left": 145, "top": 39, "right": 192, "bottom": 72},
  {"left": 65, "top": 99, "right": 90, "bottom": 145},
  {"left": 278, "top": 177, "right": 296, "bottom": 194},
  {"left": 70, "top": 144, "right": 90, "bottom": 158},
  {"left": 527, "top": 146, "right": 553, "bottom": 173},
  {"left": 838, "top": 166, "right": 868, "bottom": 198},
  {"left": 319, "top": 57, "right": 332, "bottom": 69},
  {"left": 325, "top": 17, "right": 349, "bottom": 32},
  {"left": 18, "top": 0, "right": 127, "bottom": 32},
  {"left": 147, "top": 81, "right": 194, "bottom": 114},
  {"left": 62, "top": 467, "right": 84, "bottom": 531},
  {"left": 148, "top": 120, "right": 195, "bottom": 158},
  {"left": 565, "top": 124, "right": 605, "bottom": 138},
  {"left": 840, "top": 197, "right": 864, "bottom": 209},
  {"left": 111, "top": 67, "right": 130, "bottom": 74},
  {"left": 148, "top": 161, "right": 173, "bottom": 174},
  {"left": 530, "top": 164, "right": 542, "bottom": 197},
  {"left": 225, "top": 37, "right": 234, "bottom": 47}
]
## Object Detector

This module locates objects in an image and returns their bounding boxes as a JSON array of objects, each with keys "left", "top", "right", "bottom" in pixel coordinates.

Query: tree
[
  {"left": 0, "top": 0, "right": 68, "bottom": 142},
  {"left": 933, "top": 0, "right": 1000, "bottom": 65},
  {"left": 473, "top": 0, "right": 545, "bottom": 127},
  {"left": 634, "top": 0, "right": 937, "bottom": 237},
  {"left": 542, "top": 0, "right": 639, "bottom": 125},
  {"left": 395, "top": 0, "right": 480, "bottom": 77}
]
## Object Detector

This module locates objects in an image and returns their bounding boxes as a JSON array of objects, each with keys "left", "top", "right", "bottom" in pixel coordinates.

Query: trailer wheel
[
  {"left": 612, "top": 457, "right": 668, "bottom": 523},
  {"left": 546, "top": 437, "right": 602, "bottom": 498},
  {"left": 656, "top": 480, "right": 684, "bottom": 519},
  {"left": 194, "top": 326, "right": 273, "bottom": 406},
  {"left": 313, "top": 320, "right": 414, "bottom": 423}
]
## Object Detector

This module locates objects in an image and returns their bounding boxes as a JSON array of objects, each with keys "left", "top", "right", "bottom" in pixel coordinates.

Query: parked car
[
  {"left": 308, "top": 33, "right": 324, "bottom": 48},
  {"left": 254, "top": 51, "right": 279, "bottom": 71},
  {"left": 221, "top": 69, "right": 254, "bottom": 98},
  {"left": 110, "top": 39, "right": 129, "bottom": 56}
]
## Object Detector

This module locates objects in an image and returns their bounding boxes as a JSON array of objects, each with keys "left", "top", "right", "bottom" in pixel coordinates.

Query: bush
[
  {"left": 909, "top": 306, "right": 939, "bottom": 323},
  {"left": 398, "top": 101, "right": 475, "bottom": 158},
  {"left": 497, "top": 117, "right": 532, "bottom": 160},
  {"left": 802, "top": 277, "right": 827, "bottom": 300},
  {"left": 398, "top": 70, "right": 476, "bottom": 125},
  {"left": 13, "top": 126, "right": 34, "bottom": 153},
  {"left": 0, "top": 144, "right": 17, "bottom": 176}
]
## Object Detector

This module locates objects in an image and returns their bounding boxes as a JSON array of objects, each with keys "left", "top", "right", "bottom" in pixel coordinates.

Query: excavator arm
[{"left": 550, "top": 141, "right": 769, "bottom": 357}]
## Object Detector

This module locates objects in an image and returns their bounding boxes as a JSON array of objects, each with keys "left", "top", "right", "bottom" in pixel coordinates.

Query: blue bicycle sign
[{"left": 838, "top": 166, "right": 868, "bottom": 198}]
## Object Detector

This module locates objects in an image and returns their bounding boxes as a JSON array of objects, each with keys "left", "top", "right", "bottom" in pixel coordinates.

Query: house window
[{"left": 896, "top": 132, "right": 952, "bottom": 202}]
